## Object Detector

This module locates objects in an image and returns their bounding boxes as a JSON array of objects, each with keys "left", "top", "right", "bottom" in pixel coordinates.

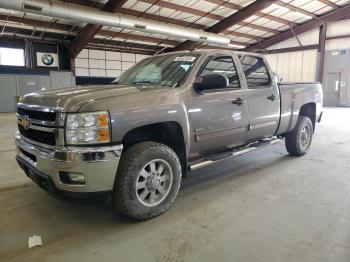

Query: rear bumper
[{"left": 15, "top": 132, "right": 122, "bottom": 196}]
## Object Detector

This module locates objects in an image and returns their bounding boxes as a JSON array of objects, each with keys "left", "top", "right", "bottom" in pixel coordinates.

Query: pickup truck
[{"left": 15, "top": 50, "right": 323, "bottom": 220}]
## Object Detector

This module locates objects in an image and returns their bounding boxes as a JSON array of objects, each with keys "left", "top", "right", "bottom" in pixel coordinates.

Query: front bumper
[{"left": 15, "top": 132, "right": 122, "bottom": 196}]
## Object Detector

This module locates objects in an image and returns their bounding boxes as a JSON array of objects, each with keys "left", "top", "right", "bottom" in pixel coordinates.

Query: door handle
[
  {"left": 267, "top": 94, "right": 276, "bottom": 101},
  {"left": 232, "top": 97, "right": 243, "bottom": 106}
]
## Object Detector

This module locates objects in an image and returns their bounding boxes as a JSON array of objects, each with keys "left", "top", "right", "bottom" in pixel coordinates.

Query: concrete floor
[{"left": 1, "top": 107, "right": 350, "bottom": 262}]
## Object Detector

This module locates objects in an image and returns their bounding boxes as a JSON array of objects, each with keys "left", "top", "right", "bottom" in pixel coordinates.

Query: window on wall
[
  {"left": 74, "top": 49, "right": 149, "bottom": 78},
  {"left": 239, "top": 55, "right": 270, "bottom": 88},
  {"left": 0, "top": 47, "right": 25, "bottom": 66}
]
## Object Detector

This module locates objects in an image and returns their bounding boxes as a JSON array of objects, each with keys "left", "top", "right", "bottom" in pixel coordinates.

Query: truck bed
[{"left": 276, "top": 82, "right": 323, "bottom": 136}]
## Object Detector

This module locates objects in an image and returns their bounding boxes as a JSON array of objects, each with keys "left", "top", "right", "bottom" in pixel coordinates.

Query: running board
[{"left": 188, "top": 137, "right": 281, "bottom": 171}]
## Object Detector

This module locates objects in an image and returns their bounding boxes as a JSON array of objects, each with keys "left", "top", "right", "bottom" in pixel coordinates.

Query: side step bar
[{"left": 188, "top": 137, "right": 281, "bottom": 171}]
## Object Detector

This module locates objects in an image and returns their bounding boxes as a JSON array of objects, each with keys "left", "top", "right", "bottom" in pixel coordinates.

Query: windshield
[{"left": 117, "top": 53, "right": 200, "bottom": 88}]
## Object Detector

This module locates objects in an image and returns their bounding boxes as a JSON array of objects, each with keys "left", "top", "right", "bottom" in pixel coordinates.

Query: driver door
[{"left": 188, "top": 54, "right": 249, "bottom": 159}]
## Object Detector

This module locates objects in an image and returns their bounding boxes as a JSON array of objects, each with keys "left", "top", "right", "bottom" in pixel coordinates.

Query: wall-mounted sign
[
  {"left": 36, "top": 52, "right": 58, "bottom": 67},
  {"left": 331, "top": 50, "right": 340, "bottom": 56}
]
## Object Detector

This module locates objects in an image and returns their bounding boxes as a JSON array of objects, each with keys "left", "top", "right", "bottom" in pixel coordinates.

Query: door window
[
  {"left": 239, "top": 55, "right": 271, "bottom": 88},
  {"left": 199, "top": 56, "right": 240, "bottom": 89}
]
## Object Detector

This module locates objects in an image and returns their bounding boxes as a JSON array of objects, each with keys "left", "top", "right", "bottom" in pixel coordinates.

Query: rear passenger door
[
  {"left": 239, "top": 55, "right": 280, "bottom": 141},
  {"left": 188, "top": 54, "right": 249, "bottom": 158}
]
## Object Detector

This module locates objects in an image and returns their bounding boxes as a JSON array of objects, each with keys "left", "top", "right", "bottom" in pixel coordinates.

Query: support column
[
  {"left": 318, "top": 23, "right": 327, "bottom": 83},
  {"left": 70, "top": 57, "right": 75, "bottom": 75}
]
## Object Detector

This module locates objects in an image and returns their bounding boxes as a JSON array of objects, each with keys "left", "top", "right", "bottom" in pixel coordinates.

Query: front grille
[
  {"left": 18, "top": 124, "right": 56, "bottom": 146},
  {"left": 17, "top": 107, "right": 56, "bottom": 122}
]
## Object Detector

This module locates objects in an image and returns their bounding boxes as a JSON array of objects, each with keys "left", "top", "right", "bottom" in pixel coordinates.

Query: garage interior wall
[
  {"left": 75, "top": 49, "right": 149, "bottom": 78},
  {"left": 264, "top": 19, "right": 350, "bottom": 83},
  {"left": 0, "top": 39, "right": 75, "bottom": 112},
  {"left": 265, "top": 50, "right": 318, "bottom": 82},
  {"left": 264, "top": 28, "right": 320, "bottom": 82},
  {"left": 326, "top": 19, "right": 350, "bottom": 50}
]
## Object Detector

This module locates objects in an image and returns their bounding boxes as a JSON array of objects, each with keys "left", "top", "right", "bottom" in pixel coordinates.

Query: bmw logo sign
[{"left": 41, "top": 53, "right": 54, "bottom": 66}]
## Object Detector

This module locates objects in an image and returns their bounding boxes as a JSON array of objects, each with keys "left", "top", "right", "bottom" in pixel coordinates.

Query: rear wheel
[
  {"left": 112, "top": 142, "right": 182, "bottom": 221},
  {"left": 285, "top": 116, "right": 313, "bottom": 156}
]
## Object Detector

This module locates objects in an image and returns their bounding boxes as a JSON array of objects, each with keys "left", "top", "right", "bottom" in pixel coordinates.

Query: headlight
[{"left": 65, "top": 111, "right": 111, "bottom": 145}]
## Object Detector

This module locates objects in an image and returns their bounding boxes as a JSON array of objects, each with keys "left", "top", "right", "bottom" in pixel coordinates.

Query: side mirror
[{"left": 195, "top": 73, "right": 229, "bottom": 91}]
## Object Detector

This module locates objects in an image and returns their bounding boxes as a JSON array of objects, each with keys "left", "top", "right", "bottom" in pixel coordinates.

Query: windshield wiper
[{"left": 133, "top": 81, "right": 158, "bottom": 85}]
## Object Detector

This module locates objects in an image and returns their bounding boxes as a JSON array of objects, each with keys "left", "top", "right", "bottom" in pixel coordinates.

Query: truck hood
[{"left": 20, "top": 84, "right": 177, "bottom": 112}]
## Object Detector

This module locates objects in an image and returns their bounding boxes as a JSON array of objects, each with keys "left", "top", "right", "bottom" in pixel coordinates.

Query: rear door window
[{"left": 239, "top": 55, "right": 271, "bottom": 88}]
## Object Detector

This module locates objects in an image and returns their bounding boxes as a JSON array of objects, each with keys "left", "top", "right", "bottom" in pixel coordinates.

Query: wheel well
[
  {"left": 122, "top": 122, "right": 187, "bottom": 177},
  {"left": 299, "top": 102, "right": 316, "bottom": 131}
]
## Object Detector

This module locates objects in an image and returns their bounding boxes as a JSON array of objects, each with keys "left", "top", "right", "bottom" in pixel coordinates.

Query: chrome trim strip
[
  {"left": 18, "top": 154, "right": 37, "bottom": 168},
  {"left": 250, "top": 121, "right": 279, "bottom": 130},
  {"left": 195, "top": 126, "right": 248, "bottom": 142},
  {"left": 66, "top": 144, "right": 123, "bottom": 153},
  {"left": 28, "top": 123, "right": 56, "bottom": 133},
  {"left": 20, "top": 134, "right": 55, "bottom": 150},
  {"left": 17, "top": 103, "right": 64, "bottom": 112}
]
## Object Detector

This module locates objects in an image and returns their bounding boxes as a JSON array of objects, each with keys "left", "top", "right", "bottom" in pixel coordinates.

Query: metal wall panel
[
  {"left": 0, "top": 71, "right": 76, "bottom": 112},
  {"left": 265, "top": 49, "right": 318, "bottom": 82},
  {"left": 17, "top": 75, "right": 51, "bottom": 96},
  {"left": 301, "top": 50, "right": 318, "bottom": 82},
  {"left": 0, "top": 75, "right": 17, "bottom": 112},
  {"left": 267, "top": 28, "right": 320, "bottom": 50}
]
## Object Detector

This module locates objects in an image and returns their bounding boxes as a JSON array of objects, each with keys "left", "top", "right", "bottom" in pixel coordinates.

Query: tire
[
  {"left": 285, "top": 116, "right": 313, "bottom": 156},
  {"left": 112, "top": 142, "right": 182, "bottom": 221}
]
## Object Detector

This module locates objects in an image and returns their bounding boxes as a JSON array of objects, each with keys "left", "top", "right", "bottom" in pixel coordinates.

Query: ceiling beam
[
  {"left": 205, "top": 0, "right": 296, "bottom": 26},
  {"left": 258, "top": 44, "right": 319, "bottom": 54},
  {"left": 327, "top": 33, "right": 350, "bottom": 40},
  {"left": 173, "top": 0, "right": 277, "bottom": 51},
  {"left": 71, "top": 0, "right": 128, "bottom": 58},
  {"left": 317, "top": 0, "right": 339, "bottom": 9},
  {"left": 0, "top": 14, "right": 73, "bottom": 32},
  {"left": 276, "top": 1, "right": 317, "bottom": 18},
  {"left": 118, "top": 7, "right": 264, "bottom": 41},
  {"left": 144, "top": 0, "right": 293, "bottom": 26},
  {"left": 124, "top": 7, "right": 279, "bottom": 34},
  {"left": 85, "top": 44, "right": 154, "bottom": 55},
  {"left": 245, "top": 4, "right": 350, "bottom": 52}
]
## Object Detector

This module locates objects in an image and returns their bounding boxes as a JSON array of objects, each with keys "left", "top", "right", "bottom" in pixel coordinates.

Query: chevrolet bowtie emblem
[{"left": 18, "top": 116, "right": 30, "bottom": 129}]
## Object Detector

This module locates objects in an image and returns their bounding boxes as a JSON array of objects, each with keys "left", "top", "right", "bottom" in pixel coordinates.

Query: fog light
[
  {"left": 68, "top": 173, "right": 85, "bottom": 184},
  {"left": 59, "top": 172, "right": 85, "bottom": 185}
]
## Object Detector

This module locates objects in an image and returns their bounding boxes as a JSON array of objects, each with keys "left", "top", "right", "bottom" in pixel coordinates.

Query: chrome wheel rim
[
  {"left": 135, "top": 159, "right": 173, "bottom": 207},
  {"left": 300, "top": 125, "right": 311, "bottom": 149}
]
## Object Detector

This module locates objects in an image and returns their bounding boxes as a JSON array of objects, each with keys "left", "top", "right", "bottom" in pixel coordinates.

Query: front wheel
[
  {"left": 112, "top": 142, "right": 182, "bottom": 221},
  {"left": 285, "top": 116, "right": 313, "bottom": 156}
]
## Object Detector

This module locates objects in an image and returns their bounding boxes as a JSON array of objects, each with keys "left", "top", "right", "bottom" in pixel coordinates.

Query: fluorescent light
[{"left": 228, "top": 43, "right": 246, "bottom": 49}]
